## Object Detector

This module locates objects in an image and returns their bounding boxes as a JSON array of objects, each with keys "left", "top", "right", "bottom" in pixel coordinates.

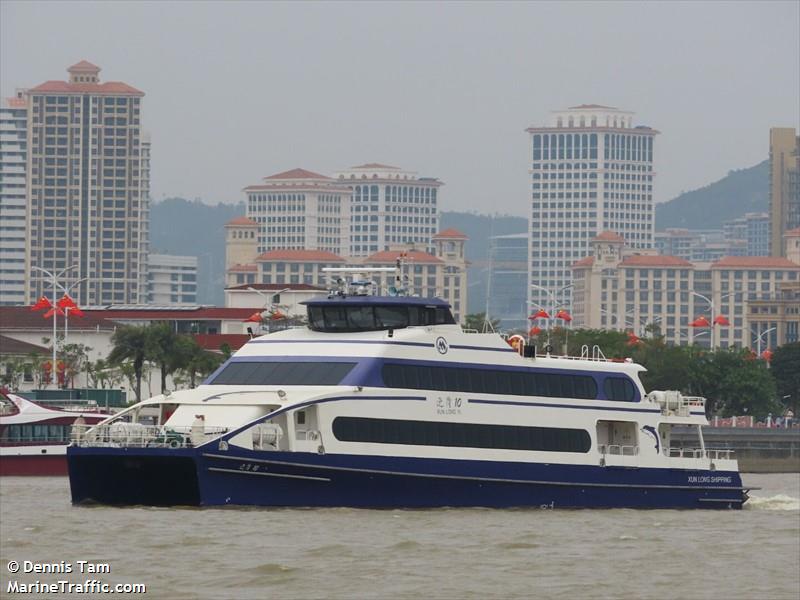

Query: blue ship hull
[{"left": 67, "top": 445, "right": 747, "bottom": 509}]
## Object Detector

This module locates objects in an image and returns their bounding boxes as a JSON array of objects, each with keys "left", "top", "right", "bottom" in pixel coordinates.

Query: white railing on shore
[
  {"left": 72, "top": 423, "right": 229, "bottom": 449},
  {"left": 664, "top": 447, "right": 734, "bottom": 460}
]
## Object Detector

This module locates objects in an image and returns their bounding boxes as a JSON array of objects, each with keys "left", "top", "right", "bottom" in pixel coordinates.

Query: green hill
[
  {"left": 656, "top": 160, "right": 768, "bottom": 230},
  {"left": 150, "top": 198, "right": 245, "bottom": 305}
]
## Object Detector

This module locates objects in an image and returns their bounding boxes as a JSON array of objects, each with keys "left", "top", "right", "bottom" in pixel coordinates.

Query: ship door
[{"left": 597, "top": 420, "right": 639, "bottom": 465}]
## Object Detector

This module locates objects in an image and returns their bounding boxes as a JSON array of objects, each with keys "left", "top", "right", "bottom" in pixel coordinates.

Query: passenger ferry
[
  {"left": 67, "top": 273, "right": 749, "bottom": 509},
  {"left": 1, "top": 392, "right": 106, "bottom": 476}
]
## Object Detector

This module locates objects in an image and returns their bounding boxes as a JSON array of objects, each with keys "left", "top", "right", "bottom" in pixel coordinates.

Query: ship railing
[
  {"left": 598, "top": 444, "right": 639, "bottom": 456},
  {"left": 648, "top": 391, "right": 706, "bottom": 417},
  {"left": 72, "top": 423, "right": 229, "bottom": 449},
  {"left": 664, "top": 447, "right": 735, "bottom": 460}
]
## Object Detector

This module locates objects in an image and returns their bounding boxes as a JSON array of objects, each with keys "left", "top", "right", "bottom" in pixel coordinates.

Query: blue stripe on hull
[{"left": 67, "top": 446, "right": 745, "bottom": 509}]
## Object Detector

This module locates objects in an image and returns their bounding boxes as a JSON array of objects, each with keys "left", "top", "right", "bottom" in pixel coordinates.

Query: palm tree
[
  {"left": 177, "top": 337, "right": 223, "bottom": 388},
  {"left": 108, "top": 325, "right": 150, "bottom": 402},
  {"left": 146, "top": 322, "right": 180, "bottom": 393}
]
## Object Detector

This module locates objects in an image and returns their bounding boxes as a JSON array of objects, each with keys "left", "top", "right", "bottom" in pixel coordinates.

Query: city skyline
[{"left": 2, "top": 1, "right": 798, "bottom": 216}]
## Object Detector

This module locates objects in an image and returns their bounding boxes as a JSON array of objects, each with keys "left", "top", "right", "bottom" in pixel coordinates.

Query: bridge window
[
  {"left": 308, "top": 304, "right": 455, "bottom": 332},
  {"left": 604, "top": 377, "right": 637, "bottom": 402}
]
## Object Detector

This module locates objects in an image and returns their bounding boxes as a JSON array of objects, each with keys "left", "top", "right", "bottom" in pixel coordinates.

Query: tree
[
  {"left": 177, "top": 337, "right": 224, "bottom": 388},
  {"left": 58, "top": 343, "right": 92, "bottom": 389},
  {"left": 145, "top": 322, "right": 180, "bottom": 393},
  {"left": 108, "top": 325, "right": 149, "bottom": 402},
  {"left": 688, "top": 348, "right": 778, "bottom": 419},
  {"left": 464, "top": 312, "right": 501, "bottom": 332},
  {"left": 770, "top": 342, "right": 800, "bottom": 414}
]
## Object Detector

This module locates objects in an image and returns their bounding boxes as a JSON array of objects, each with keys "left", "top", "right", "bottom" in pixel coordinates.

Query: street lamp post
[
  {"left": 691, "top": 291, "right": 737, "bottom": 349},
  {"left": 31, "top": 265, "right": 78, "bottom": 386},
  {"left": 247, "top": 286, "right": 290, "bottom": 332},
  {"left": 530, "top": 283, "right": 573, "bottom": 351},
  {"left": 750, "top": 326, "right": 777, "bottom": 356}
]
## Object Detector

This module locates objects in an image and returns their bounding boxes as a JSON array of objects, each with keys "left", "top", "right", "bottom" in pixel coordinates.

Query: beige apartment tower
[
  {"left": 25, "top": 61, "right": 149, "bottom": 305},
  {"left": 769, "top": 127, "right": 800, "bottom": 257}
]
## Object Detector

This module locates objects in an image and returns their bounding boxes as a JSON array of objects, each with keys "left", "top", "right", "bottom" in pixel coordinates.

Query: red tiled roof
[
  {"left": 225, "top": 216, "right": 259, "bottom": 227},
  {"left": 84, "top": 307, "right": 259, "bottom": 321},
  {"left": 28, "top": 81, "right": 144, "bottom": 95},
  {"left": 264, "top": 168, "right": 331, "bottom": 180},
  {"left": 572, "top": 256, "right": 595, "bottom": 268},
  {"left": 351, "top": 163, "right": 400, "bottom": 170},
  {"left": 619, "top": 255, "right": 693, "bottom": 267},
  {"left": 255, "top": 249, "right": 346, "bottom": 262},
  {"left": 5, "top": 97, "right": 26, "bottom": 108},
  {"left": 228, "top": 263, "right": 257, "bottom": 272},
  {"left": 433, "top": 228, "right": 468, "bottom": 239},
  {"left": 226, "top": 283, "right": 325, "bottom": 291},
  {"left": 711, "top": 256, "right": 800, "bottom": 269},
  {"left": 785, "top": 227, "right": 800, "bottom": 237},
  {"left": 594, "top": 231, "right": 625, "bottom": 242},
  {"left": 568, "top": 104, "right": 618, "bottom": 110},
  {"left": 0, "top": 334, "right": 48, "bottom": 355},
  {"left": 244, "top": 184, "right": 346, "bottom": 193},
  {"left": 365, "top": 250, "right": 444, "bottom": 264},
  {"left": 68, "top": 60, "right": 100, "bottom": 72},
  {"left": 0, "top": 306, "right": 117, "bottom": 331},
  {"left": 193, "top": 334, "right": 250, "bottom": 353}
]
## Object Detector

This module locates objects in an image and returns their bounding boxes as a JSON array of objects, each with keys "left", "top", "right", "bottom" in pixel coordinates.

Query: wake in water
[{"left": 745, "top": 494, "right": 800, "bottom": 511}]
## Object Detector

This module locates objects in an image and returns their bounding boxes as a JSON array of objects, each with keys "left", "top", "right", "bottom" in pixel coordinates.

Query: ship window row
[
  {"left": 209, "top": 361, "right": 356, "bottom": 386},
  {"left": 1, "top": 424, "right": 73, "bottom": 443},
  {"left": 332, "top": 417, "right": 591, "bottom": 453},
  {"left": 381, "top": 364, "right": 601, "bottom": 400},
  {"left": 308, "top": 305, "right": 455, "bottom": 332}
]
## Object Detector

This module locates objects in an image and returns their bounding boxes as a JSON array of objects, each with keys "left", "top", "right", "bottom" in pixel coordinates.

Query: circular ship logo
[{"left": 435, "top": 337, "right": 449, "bottom": 354}]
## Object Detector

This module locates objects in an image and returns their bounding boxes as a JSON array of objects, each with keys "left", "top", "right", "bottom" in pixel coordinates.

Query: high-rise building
[
  {"left": 146, "top": 254, "right": 198, "bottom": 305},
  {"left": 769, "top": 127, "right": 800, "bottom": 257},
  {"left": 722, "top": 212, "right": 770, "bottom": 257},
  {"left": 244, "top": 168, "right": 351, "bottom": 257},
  {"left": 333, "top": 163, "right": 441, "bottom": 257},
  {"left": 527, "top": 104, "right": 657, "bottom": 314},
  {"left": 25, "top": 61, "right": 149, "bottom": 305},
  {"left": 0, "top": 93, "right": 28, "bottom": 305},
  {"left": 487, "top": 233, "right": 529, "bottom": 331}
]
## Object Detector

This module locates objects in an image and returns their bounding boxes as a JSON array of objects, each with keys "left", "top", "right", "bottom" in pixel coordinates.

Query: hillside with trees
[{"left": 655, "top": 160, "right": 768, "bottom": 230}]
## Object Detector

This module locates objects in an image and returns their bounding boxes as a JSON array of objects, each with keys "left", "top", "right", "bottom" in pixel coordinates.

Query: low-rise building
[
  {"left": 223, "top": 227, "right": 469, "bottom": 323},
  {"left": 147, "top": 254, "right": 198, "bottom": 305},
  {"left": 572, "top": 231, "right": 800, "bottom": 348}
]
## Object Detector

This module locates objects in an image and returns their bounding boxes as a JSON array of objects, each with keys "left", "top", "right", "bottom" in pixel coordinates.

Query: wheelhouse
[{"left": 304, "top": 296, "right": 456, "bottom": 333}]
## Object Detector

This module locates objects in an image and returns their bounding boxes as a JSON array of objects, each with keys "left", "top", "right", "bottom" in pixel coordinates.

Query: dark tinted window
[
  {"left": 604, "top": 377, "right": 637, "bottom": 402},
  {"left": 210, "top": 361, "right": 356, "bottom": 385},
  {"left": 333, "top": 417, "right": 591, "bottom": 453},
  {"left": 382, "top": 364, "right": 598, "bottom": 400},
  {"left": 307, "top": 304, "right": 455, "bottom": 332}
]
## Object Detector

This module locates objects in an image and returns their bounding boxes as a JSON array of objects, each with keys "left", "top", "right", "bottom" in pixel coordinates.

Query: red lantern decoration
[
  {"left": 529, "top": 309, "right": 550, "bottom": 320},
  {"left": 555, "top": 309, "right": 572, "bottom": 322},
  {"left": 712, "top": 315, "right": 730, "bottom": 326},
  {"left": 528, "top": 326, "right": 542, "bottom": 336},
  {"left": 30, "top": 296, "right": 52, "bottom": 311},
  {"left": 626, "top": 332, "right": 641, "bottom": 346},
  {"left": 690, "top": 316, "right": 710, "bottom": 327},
  {"left": 243, "top": 312, "right": 263, "bottom": 323},
  {"left": 761, "top": 349, "right": 774, "bottom": 362},
  {"left": 57, "top": 294, "right": 78, "bottom": 310},
  {"left": 69, "top": 306, "right": 85, "bottom": 318},
  {"left": 43, "top": 306, "right": 65, "bottom": 319}
]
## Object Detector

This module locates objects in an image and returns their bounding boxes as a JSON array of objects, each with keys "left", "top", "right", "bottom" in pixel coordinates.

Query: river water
[{"left": 1, "top": 473, "right": 798, "bottom": 600}]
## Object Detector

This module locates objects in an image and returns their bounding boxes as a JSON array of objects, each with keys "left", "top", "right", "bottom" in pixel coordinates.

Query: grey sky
[{"left": 2, "top": 1, "right": 798, "bottom": 217}]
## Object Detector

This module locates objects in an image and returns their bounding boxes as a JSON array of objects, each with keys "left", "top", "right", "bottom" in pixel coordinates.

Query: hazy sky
[{"left": 2, "top": 1, "right": 798, "bottom": 216}]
